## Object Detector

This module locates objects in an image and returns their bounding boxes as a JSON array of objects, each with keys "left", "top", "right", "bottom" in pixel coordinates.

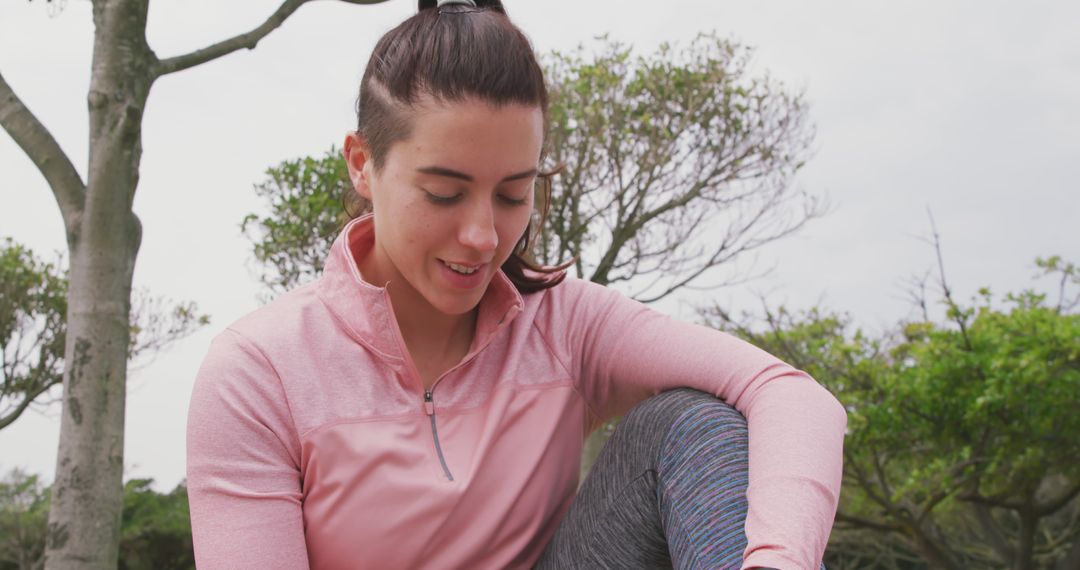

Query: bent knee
[
  {"left": 619, "top": 388, "right": 747, "bottom": 445},
  {"left": 628, "top": 388, "right": 745, "bottom": 426}
]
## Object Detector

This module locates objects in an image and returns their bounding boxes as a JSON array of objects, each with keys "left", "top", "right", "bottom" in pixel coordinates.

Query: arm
[
  {"left": 552, "top": 279, "right": 846, "bottom": 570},
  {"left": 186, "top": 329, "right": 310, "bottom": 569}
]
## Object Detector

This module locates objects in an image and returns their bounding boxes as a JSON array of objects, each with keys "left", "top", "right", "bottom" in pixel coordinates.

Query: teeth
[{"left": 445, "top": 261, "right": 478, "bottom": 275}]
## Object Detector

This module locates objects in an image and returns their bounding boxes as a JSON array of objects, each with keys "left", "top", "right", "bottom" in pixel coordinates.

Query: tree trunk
[
  {"left": 910, "top": 524, "right": 963, "bottom": 570},
  {"left": 44, "top": 1, "right": 151, "bottom": 568},
  {"left": 1014, "top": 505, "right": 1037, "bottom": 570}
]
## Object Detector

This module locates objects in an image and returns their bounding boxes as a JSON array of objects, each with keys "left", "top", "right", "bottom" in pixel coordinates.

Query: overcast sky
[{"left": 2, "top": 0, "right": 1077, "bottom": 491}]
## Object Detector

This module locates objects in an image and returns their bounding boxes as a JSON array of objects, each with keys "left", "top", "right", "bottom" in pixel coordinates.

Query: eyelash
[
  {"left": 499, "top": 195, "right": 528, "bottom": 206},
  {"left": 423, "top": 191, "right": 527, "bottom": 207},
  {"left": 424, "top": 192, "right": 461, "bottom": 205}
]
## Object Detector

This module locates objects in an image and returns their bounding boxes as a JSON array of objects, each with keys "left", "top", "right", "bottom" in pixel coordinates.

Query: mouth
[{"left": 440, "top": 259, "right": 484, "bottom": 275}]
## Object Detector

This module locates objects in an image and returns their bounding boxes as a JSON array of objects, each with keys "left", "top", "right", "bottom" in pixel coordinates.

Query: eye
[
  {"left": 496, "top": 181, "right": 532, "bottom": 207},
  {"left": 498, "top": 194, "right": 529, "bottom": 206},
  {"left": 423, "top": 189, "right": 462, "bottom": 205}
]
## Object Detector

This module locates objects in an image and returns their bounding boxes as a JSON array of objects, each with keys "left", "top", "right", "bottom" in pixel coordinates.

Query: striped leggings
[{"left": 536, "top": 388, "right": 826, "bottom": 570}]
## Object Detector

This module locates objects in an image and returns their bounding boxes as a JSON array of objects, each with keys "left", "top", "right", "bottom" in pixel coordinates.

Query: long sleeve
[
  {"left": 186, "top": 329, "right": 310, "bottom": 570},
  {"left": 545, "top": 278, "right": 846, "bottom": 570}
]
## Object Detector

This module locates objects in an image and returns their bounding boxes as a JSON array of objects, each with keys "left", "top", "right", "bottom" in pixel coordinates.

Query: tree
[
  {"left": 0, "top": 239, "right": 64, "bottom": 432},
  {"left": 241, "top": 34, "right": 825, "bottom": 477},
  {"left": 541, "top": 34, "right": 822, "bottom": 301},
  {"left": 241, "top": 148, "right": 352, "bottom": 298},
  {"left": 703, "top": 254, "right": 1080, "bottom": 568},
  {"left": 1, "top": 237, "right": 207, "bottom": 431},
  {"left": 0, "top": 1, "right": 388, "bottom": 567},
  {"left": 0, "top": 470, "right": 197, "bottom": 570}
]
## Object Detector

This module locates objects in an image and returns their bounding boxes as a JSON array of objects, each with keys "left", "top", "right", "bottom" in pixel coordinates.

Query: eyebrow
[{"left": 416, "top": 166, "right": 538, "bottom": 183}]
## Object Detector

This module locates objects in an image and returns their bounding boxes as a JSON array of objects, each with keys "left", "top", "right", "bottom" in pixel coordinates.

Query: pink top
[{"left": 186, "top": 215, "right": 846, "bottom": 569}]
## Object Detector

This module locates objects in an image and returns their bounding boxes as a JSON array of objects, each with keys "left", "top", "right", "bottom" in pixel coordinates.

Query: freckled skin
[{"left": 343, "top": 97, "right": 544, "bottom": 332}]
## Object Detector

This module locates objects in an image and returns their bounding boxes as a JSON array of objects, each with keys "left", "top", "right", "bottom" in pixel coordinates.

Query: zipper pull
[{"left": 423, "top": 390, "right": 435, "bottom": 416}]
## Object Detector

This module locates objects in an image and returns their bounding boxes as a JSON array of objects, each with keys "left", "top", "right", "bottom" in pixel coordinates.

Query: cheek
[
  {"left": 497, "top": 208, "right": 533, "bottom": 250},
  {"left": 403, "top": 205, "right": 454, "bottom": 252},
  {"left": 380, "top": 201, "right": 428, "bottom": 259}
]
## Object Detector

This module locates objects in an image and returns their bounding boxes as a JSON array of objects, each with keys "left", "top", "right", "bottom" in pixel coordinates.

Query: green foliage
[
  {"left": 0, "top": 238, "right": 67, "bottom": 431},
  {"left": 0, "top": 238, "right": 210, "bottom": 430},
  {"left": 703, "top": 257, "right": 1080, "bottom": 568},
  {"left": 118, "top": 479, "right": 193, "bottom": 570},
  {"left": 0, "top": 470, "right": 195, "bottom": 570},
  {"left": 888, "top": 289, "right": 1079, "bottom": 495},
  {"left": 0, "top": 468, "right": 50, "bottom": 570},
  {"left": 241, "top": 147, "right": 353, "bottom": 295},
  {"left": 1033, "top": 255, "right": 1079, "bottom": 313}
]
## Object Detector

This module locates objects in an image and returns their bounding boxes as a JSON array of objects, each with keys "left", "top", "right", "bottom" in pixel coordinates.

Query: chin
[
  {"left": 430, "top": 294, "right": 484, "bottom": 316},
  {"left": 425, "top": 279, "right": 490, "bottom": 314},
  {"left": 423, "top": 264, "right": 499, "bottom": 316}
]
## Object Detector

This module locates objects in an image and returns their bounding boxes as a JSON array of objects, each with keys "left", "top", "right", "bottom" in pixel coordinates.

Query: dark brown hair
[{"left": 346, "top": 0, "right": 568, "bottom": 293}]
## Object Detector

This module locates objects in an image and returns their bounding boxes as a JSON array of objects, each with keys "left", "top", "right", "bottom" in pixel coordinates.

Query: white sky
[{"left": 1, "top": 0, "right": 1078, "bottom": 491}]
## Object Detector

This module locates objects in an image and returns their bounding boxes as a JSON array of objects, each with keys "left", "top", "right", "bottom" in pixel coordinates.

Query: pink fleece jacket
[{"left": 186, "top": 215, "right": 846, "bottom": 569}]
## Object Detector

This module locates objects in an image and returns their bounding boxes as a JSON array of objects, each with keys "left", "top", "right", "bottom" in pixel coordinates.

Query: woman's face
[{"left": 344, "top": 97, "right": 543, "bottom": 317}]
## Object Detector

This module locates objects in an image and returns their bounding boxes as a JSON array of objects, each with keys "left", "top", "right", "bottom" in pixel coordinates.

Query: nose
[{"left": 458, "top": 200, "right": 498, "bottom": 255}]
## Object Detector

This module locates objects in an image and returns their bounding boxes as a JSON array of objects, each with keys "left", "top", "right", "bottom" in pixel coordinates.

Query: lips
[
  {"left": 437, "top": 259, "right": 489, "bottom": 290},
  {"left": 443, "top": 260, "right": 480, "bottom": 275}
]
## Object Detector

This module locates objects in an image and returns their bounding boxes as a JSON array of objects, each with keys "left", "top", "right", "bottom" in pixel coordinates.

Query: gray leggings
[{"left": 536, "top": 388, "right": 826, "bottom": 570}]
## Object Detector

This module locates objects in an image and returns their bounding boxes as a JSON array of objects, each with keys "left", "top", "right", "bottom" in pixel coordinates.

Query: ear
[{"left": 343, "top": 132, "right": 374, "bottom": 201}]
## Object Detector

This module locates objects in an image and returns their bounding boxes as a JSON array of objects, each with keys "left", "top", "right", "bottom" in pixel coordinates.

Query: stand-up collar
[{"left": 316, "top": 214, "right": 524, "bottom": 361}]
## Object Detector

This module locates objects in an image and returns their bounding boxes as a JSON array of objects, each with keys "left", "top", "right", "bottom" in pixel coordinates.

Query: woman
[{"left": 186, "top": 1, "right": 846, "bottom": 568}]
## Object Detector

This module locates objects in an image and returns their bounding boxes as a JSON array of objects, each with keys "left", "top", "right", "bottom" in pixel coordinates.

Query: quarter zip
[
  {"left": 424, "top": 389, "right": 454, "bottom": 481},
  {"left": 377, "top": 288, "right": 519, "bottom": 483},
  {"left": 415, "top": 314, "right": 517, "bottom": 483}
]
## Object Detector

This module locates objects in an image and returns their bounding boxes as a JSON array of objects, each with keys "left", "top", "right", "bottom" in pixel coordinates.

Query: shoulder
[
  {"left": 528, "top": 275, "right": 636, "bottom": 333},
  {"left": 223, "top": 280, "right": 326, "bottom": 348},
  {"left": 198, "top": 280, "right": 334, "bottom": 379},
  {"left": 193, "top": 284, "right": 324, "bottom": 404},
  {"left": 533, "top": 274, "right": 620, "bottom": 306}
]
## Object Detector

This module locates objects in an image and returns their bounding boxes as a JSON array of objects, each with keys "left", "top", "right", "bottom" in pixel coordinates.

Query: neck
[
  {"left": 356, "top": 246, "right": 477, "bottom": 360},
  {"left": 388, "top": 282, "right": 477, "bottom": 357}
]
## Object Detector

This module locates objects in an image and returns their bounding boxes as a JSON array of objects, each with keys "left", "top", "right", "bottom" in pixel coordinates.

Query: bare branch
[
  {"left": 632, "top": 236, "right": 735, "bottom": 303},
  {"left": 834, "top": 511, "right": 907, "bottom": 534},
  {"left": 0, "top": 69, "right": 86, "bottom": 236},
  {"left": 926, "top": 206, "right": 973, "bottom": 350},
  {"left": 847, "top": 447, "right": 908, "bottom": 519},
  {"left": 914, "top": 458, "right": 982, "bottom": 522},
  {"left": 958, "top": 487, "right": 1027, "bottom": 511},
  {"left": 155, "top": 0, "right": 389, "bottom": 77},
  {"left": 872, "top": 447, "right": 899, "bottom": 511},
  {"left": 0, "top": 380, "right": 56, "bottom": 431},
  {"left": 897, "top": 269, "right": 933, "bottom": 322}
]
